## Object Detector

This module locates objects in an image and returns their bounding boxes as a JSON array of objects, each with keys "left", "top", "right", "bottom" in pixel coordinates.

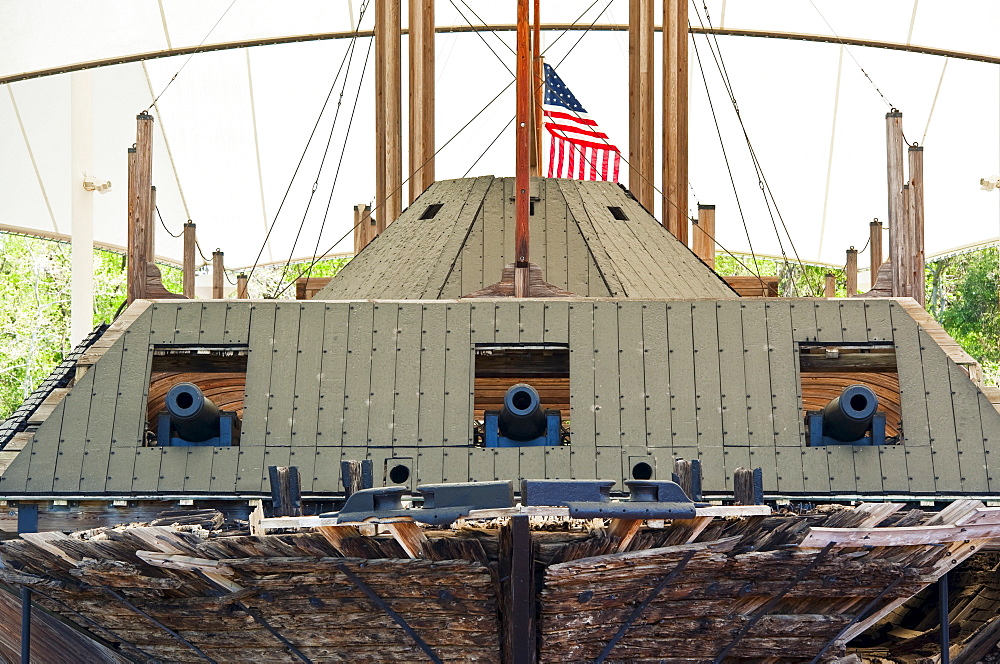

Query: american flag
[{"left": 543, "top": 63, "right": 621, "bottom": 182}]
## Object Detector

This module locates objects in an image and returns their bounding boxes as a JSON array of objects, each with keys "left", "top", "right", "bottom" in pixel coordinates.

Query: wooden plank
[
  {"left": 240, "top": 303, "right": 277, "bottom": 446},
  {"left": 949, "top": 360, "right": 988, "bottom": 492},
  {"left": 592, "top": 301, "right": 621, "bottom": 447},
  {"left": 156, "top": 446, "right": 187, "bottom": 492},
  {"left": 290, "top": 303, "right": 326, "bottom": 446},
  {"left": 891, "top": 303, "right": 931, "bottom": 446},
  {"left": 460, "top": 195, "right": 486, "bottom": 295},
  {"left": 207, "top": 445, "right": 238, "bottom": 493},
  {"left": 366, "top": 303, "right": 399, "bottom": 447},
  {"left": 559, "top": 180, "right": 620, "bottom": 296},
  {"left": 198, "top": 301, "right": 228, "bottom": 342},
  {"left": 287, "top": 445, "right": 317, "bottom": 494},
  {"left": 265, "top": 303, "right": 302, "bottom": 446},
  {"left": 838, "top": 300, "right": 868, "bottom": 340},
  {"left": 545, "top": 444, "right": 571, "bottom": 479},
  {"left": 716, "top": 301, "right": 749, "bottom": 447},
  {"left": 813, "top": 300, "right": 843, "bottom": 341},
  {"left": 519, "top": 300, "right": 545, "bottom": 342},
  {"left": 470, "top": 301, "right": 495, "bottom": 344},
  {"left": 692, "top": 301, "right": 723, "bottom": 446},
  {"left": 342, "top": 302, "right": 374, "bottom": 447},
  {"left": 641, "top": 302, "right": 672, "bottom": 449},
  {"left": 876, "top": 445, "right": 907, "bottom": 493},
  {"left": 182, "top": 446, "right": 215, "bottom": 493},
  {"left": 80, "top": 333, "right": 126, "bottom": 493},
  {"left": 723, "top": 446, "right": 751, "bottom": 491},
  {"left": 317, "top": 303, "right": 350, "bottom": 447},
  {"left": 748, "top": 446, "right": 777, "bottom": 494},
  {"left": 800, "top": 522, "right": 1000, "bottom": 548},
  {"left": 148, "top": 301, "right": 179, "bottom": 345},
  {"left": 223, "top": 301, "right": 251, "bottom": 345},
  {"left": 569, "top": 301, "right": 597, "bottom": 478},
  {"left": 617, "top": 302, "right": 647, "bottom": 449},
  {"left": 261, "top": 445, "right": 292, "bottom": 495},
  {"left": 863, "top": 300, "right": 893, "bottom": 341},
  {"left": 543, "top": 178, "right": 570, "bottom": 291},
  {"left": 422, "top": 176, "right": 490, "bottom": 298},
  {"left": 482, "top": 177, "right": 507, "bottom": 283},
  {"left": 130, "top": 447, "right": 162, "bottom": 493},
  {"left": 392, "top": 303, "right": 422, "bottom": 449},
  {"left": 826, "top": 445, "right": 858, "bottom": 493},
  {"left": 417, "top": 303, "right": 446, "bottom": 484},
  {"left": 494, "top": 300, "right": 520, "bottom": 343},
  {"left": 697, "top": 445, "right": 725, "bottom": 492},
  {"left": 667, "top": 302, "right": 697, "bottom": 447},
  {"left": 789, "top": 300, "right": 818, "bottom": 342},
  {"left": 801, "top": 447, "right": 832, "bottom": 494},
  {"left": 469, "top": 447, "right": 495, "bottom": 482},
  {"left": 774, "top": 446, "right": 805, "bottom": 493},
  {"left": 764, "top": 302, "right": 802, "bottom": 447},
  {"left": 853, "top": 446, "right": 884, "bottom": 493},
  {"left": 741, "top": 302, "right": 775, "bottom": 448},
  {"left": 50, "top": 368, "right": 94, "bottom": 493},
  {"left": 905, "top": 445, "right": 935, "bottom": 494},
  {"left": 916, "top": 327, "right": 962, "bottom": 491},
  {"left": 172, "top": 301, "right": 203, "bottom": 345},
  {"left": 235, "top": 445, "right": 267, "bottom": 494},
  {"left": 981, "top": 392, "right": 1000, "bottom": 492},
  {"left": 543, "top": 300, "right": 569, "bottom": 345},
  {"left": 443, "top": 303, "right": 473, "bottom": 448},
  {"left": 311, "top": 447, "right": 341, "bottom": 492}
]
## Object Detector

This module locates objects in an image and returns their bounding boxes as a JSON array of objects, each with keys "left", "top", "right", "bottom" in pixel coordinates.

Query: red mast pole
[{"left": 515, "top": 0, "right": 531, "bottom": 296}]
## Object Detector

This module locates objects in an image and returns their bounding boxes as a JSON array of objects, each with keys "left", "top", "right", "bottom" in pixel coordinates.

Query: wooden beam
[
  {"left": 530, "top": 1, "right": 543, "bottom": 178},
  {"left": 408, "top": 0, "right": 435, "bottom": 202},
  {"left": 515, "top": 0, "right": 532, "bottom": 295},
  {"left": 663, "top": 0, "right": 688, "bottom": 241},
  {"left": 846, "top": 247, "right": 858, "bottom": 296},
  {"left": 147, "top": 185, "right": 156, "bottom": 259},
  {"left": 801, "top": 522, "right": 1000, "bottom": 548},
  {"left": 869, "top": 219, "right": 883, "bottom": 279},
  {"left": 886, "top": 110, "right": 907, "bottom": 297},
  {"left": 182, "top": 221, "right": 195, "bottom": 298},
  {"left": 629, "top": 0, "right": 655, "bottom": 211},
  {"left": 127, "top": 113, "right": 154, "bottom": 305},
  {"left": 909, "top": 144, "right": 925, "bottom": 306},
  {"left": 375, "top": 0, "right": 402, "bottom": 231},
  {"left": 236, "top": 273, "right": 248, "bottom": 298},
  {"left": 692, "top": 204, "right": 715, "bottom": 268},
  {"left": 353, "top": 203, "right": 373, "bottom": 254},
  {"left": 824, "top": 272, "right": 836, "bottom": 297},
  {"left": 212, "top": 250, "right": 224, "bottom": 298}
]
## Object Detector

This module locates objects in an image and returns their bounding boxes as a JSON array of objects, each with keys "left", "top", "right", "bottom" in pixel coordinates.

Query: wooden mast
[
  {"left": 869, "top": 219, "right": 883, "bottom": 281},
  {"left": 127, "top": 113, "right": 153, "bottom": 305},
  {"left": 376, "top": 0, "right": 402, "bottom": 231},
  {"left": 908, "top": 144, "right": 925, "bottom": 306},
  {"left": 846, "top": 247, "right": 858, "bottom": 296},
  {"left": 885, "top": 110, "right": 907, "bottom": 297},
  {"left": 182, "top": 221, "right": 196, "bottom": 298},
  {"left": 663, "top": 0, "right": 689, "bottom": 242},
  {"left": 212, "top": 250, "right": 224, "bottom": 298},
  {"left": 692, "top": 204, "right": 715, "bottom": 269},
  {"left": 408, "top": 0, "right": 434, "bottom": 202},
  {"left": 629, "top": 0, "right": 655, "bottom": 212},
  {"left": 529, "top": 0, "right": 543, "bottom": 177},
  {"left": 515, "top": 0, "right": 531, "bottom": 297}
]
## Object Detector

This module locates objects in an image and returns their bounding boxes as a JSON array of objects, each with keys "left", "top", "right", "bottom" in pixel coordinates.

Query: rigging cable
[{"left": 155, "top": 206, "right": 183, "bottom": 238}]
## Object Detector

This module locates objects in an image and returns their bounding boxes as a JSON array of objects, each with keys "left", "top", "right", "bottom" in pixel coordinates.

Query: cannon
[
  {"left": 156, "top": 382, "right": 239, "bottom": 446},
  {"left": 806, "top": 384, "right": 886, "bottom": 446},
  {"left": 483, "top": 383, "right": 562, "bottom": 447}
]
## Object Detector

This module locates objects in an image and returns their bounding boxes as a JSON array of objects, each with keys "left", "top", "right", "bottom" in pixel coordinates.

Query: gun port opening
[
  {"left": 389, "top": 465, "right": 410, "bottom": 484},
  {"left": 631, "top": 462, "right": 653, "bottom": 480}
]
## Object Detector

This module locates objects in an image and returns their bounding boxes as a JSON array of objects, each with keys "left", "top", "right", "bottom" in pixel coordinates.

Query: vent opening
[
  {"left": 420, "top": 203, "right": 444, "bottom": 219},
  {"left": 608, "top": 206, "right": 628, "bottom": 221}
]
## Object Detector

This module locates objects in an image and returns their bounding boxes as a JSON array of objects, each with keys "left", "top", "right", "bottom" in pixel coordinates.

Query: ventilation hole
[
  {"left": 529, "top": 201, "right": 535, "bottom": 216},
  {"left": 420, "top": 203, "right": 444, "bottom": 219},
  {"left": 389, "top": 464, "right": 411, "bottom": 484},
  {"left": 632, "top": 462, "right": 653, "bottom": 480},
  {"left": 175, "top": 392, "right": 194, "bottom": 409},
  {"left": 850, "top": 394, "right": 868, "bottom": 411},
  {"left": 608, "top": 206, "right": 628, "bottom": 221}
]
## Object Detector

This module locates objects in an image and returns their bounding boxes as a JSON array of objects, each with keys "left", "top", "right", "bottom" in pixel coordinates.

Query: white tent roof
[{"left": 2, "top": 1, "right": 999, "bottom": 271}]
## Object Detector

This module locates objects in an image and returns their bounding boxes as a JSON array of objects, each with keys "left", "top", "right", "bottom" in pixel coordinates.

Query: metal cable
[{"left": 155, "top": 205, "right": 183, "bottom": 238}]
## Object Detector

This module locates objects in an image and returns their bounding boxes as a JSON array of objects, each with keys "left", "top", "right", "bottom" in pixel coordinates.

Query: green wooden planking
[
  {"left": 854, "top": 447, "right": 884, "bottom": 493},
  {"left": 131, "top": 447, "right": 163, "bottom": 494},
  {"left": 482, "top": 179, "right": 506, "bottom": 281},
  {"left": 418, "top": 447, "right": 445, "bottom": 486},
  {"left": 172, "top": 302, "right": 203, "bottom": 345},
  {"left": 440, "top": 254, "right": 463, "bottom": 299},
  {"left": 617, "top": 303, "right": 647, "bottom": 449},
  {"left": 443, "top": 304, "right": 473, "bottom": 448},
  {"left": 288, "top": 446, "right": 317, "bottom": 494},
  {"left": 80, "top": 334, "right": 126, "bottom": 492},
  {"left": 543, "top": 179, "right": 570, "bottom": 291},
  {"left": 342, "top": 302, "right": 375, "bottom": 447},
  {"left": 692, "top": 302, "right": 724, "bottom": 447},
  {"left": 838, "top": 301, "right": 869, "bottom": 341},
  {"left": 519, "top": 301, "right": 545, "bottom": 342},
  {"left": 979, "top": 394, "right": 1000, "bottom": 492},
  {"left": 387, "top": 449, "right": 418, "bottom": 491},
  {"left": 528, "top": 178, "right": 548, "bottom": 276},
  {"left": 558, "top": 180, "right": 620, "bottom": 296},
  {"left": 715, "top": 301, "right": 749, "bottom": 447},
  {"left": 459, "top": 202, "right": 485, "bottom": 295},
  {"left": 543, "top": 301, "right": 569, "bottom": 344},
  {"left": 223, "top": 302, "right": 251, "bottom": 344},
  {"left": 697, "top": 446, "right": 725, "bottom": 492},
  {"left": 917, "top": 329, "right": 962, "bottom": 491},
  {"left": 951, "top": 352, "right": 989, "bottom": 491},
  {"left": 562, "top": 192, "right": 595, "bottom": 296},
  {"left": 519, "top": 447, "right": 545, "bottom": 482},
  {"left": 723, "top": 446, "right": 752, "bottom": 491},
  {"left": 801, "top": 447, "right": 832, "bottom": 494},
  {"left": 890, "top": 303, "right": 931, "bottom": 445},
  {"left": 494, "top": 301, "right": 521, "bottom": 344},
  {"left": 51, "top": 368, "right": 95, "bottom": 493},
  {"left": 765, "top": 302, "right": 804, "bottom": 446},
  {"left": 156, "top": 447, "right": 188, "bottom": 493},
  {"left": 774, "top": 447, "right": 805, "bottom": 493},
  {"left": 641, "top": 302, "right": 672, "bottom": 448},
  {"left": 393, "top": 304, "right": 423, "bottom": 448},
  {"left": 423, "top": 176, "right": 491, "bottom": 298},
  {"left": 182, "top": 447, "right": 215, "bottom": 493},
  {"left": 290, "top": 303, "right": 326, "bottom": 446},
  {"left": 666, "top": 302, "right": 697, "bottom": 447},
  {"left": 316, "top": 303, "right": 350, "bottom": 446},
  {"left": 442, "top": 446, "right": 469, "bottom": 484},
  {"left": 208, "top": 447, "right": 239, "bottom": 493},
  {"left": 312, "top": 447, "right": 342, "bottom": 492},
  {"left": 469, "top": 447, "right": 495, "bottom": 482},
  {"left": 240, "top": 303, "right": 277, "bottom": 446},
  {"left": 417, "top": 304, "right": 447, "bottom": 447},
  {"left": 24, "top": 398, "right": 68, "bottom": 493},
  {"left": 366, "top": 303, "right": 399, "bottom": 446},
  {"left": 748, "top": 446, "right": 778, "bottom": 493},
  {"left": 501, "top": 178, "right": 516, "bottom": 267},
  {"left": 568, "top": 302, "right": 597, "bottom": 479},
  {"left": 198, "top": 302, "right": 228, "bottom": 342},
  {"left": 813, "top": 301, "right": 843, "bottom": 342},
  {"left": 545, "top": 445, "right": 571, "bottom": 479},
  {"left": 0, "top": 439, "right": 31, "bottom": 493},
  {"left": 863, "top": 300, "right": 893, "bottom": 342},
  {"left": 110, "top": 310, "right": 154, "bottom": 453},
  {"left": 578, "top": 186, "right": 648, "bottom": 297},
  {"left": 877, "top": 446, "right": 908, "bottom": 493},
  {"left": 905, "top": 446, "right": 934, "bottom": 494},
  {"left": 265, "top": 303, "right": 303, "bottom": 446},
  {"left": 826, "top": 446, "right": 858, "bottom": 494},
  {"left": 494, "top": 448, "right": 519, "bottom": 485},
  {"left": 741, "top": 303, "right": 776, "bottom": 448},
  {"left": 595, "top": 447, "right": 623, "bottom": 486},
  {"left": 235, "top": 445, "right": 266, "bottom": 494},
  {"left": 592, "top": 301, "right": 621, "bottom": 447},
  {"left": 470, "top": 301, "right": 496, "bottom": 344},
  {"left": 789, "top": 301, "right": 818, "bottom": 342},
  {"left": 148, "top": 302, "right": 179, "bottom": 345}
]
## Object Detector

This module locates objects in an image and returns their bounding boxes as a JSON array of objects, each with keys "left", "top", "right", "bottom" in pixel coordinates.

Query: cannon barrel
[
  {"left": 165, "top": 382, "right": 222, "bottom": 443},
  {"left": 821, "top": 384, "right": 878, "bottom": 443},
  {"left": 498, "top": 383, "right": 547, "bottom": 442}
]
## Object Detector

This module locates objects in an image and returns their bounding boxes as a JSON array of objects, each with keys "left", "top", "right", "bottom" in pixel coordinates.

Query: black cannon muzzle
[
  {"left": 498, "top": 383, "right": 547, "bottom": 442},
  {"left": 165, "top": 382, "right": 222, "bottom": 443},
  {"left": 821, "top": 384, "right": 878, "bottom": 443}
]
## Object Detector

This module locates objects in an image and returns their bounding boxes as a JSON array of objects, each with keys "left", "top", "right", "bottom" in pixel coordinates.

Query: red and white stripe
[{"left": 543, "top": 108, "right": 621, "bottom": 182}]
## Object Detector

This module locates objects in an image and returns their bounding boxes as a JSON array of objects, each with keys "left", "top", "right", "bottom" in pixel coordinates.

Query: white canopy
[{"left": 2, "top": 0, "right": 999, "bottom": 272}]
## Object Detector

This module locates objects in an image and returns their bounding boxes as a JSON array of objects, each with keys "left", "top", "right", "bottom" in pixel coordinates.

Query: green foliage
[
  {"left": 239, "top": 256, "right": 352, "bottom": 299},
  {"left": 713, "top": 253, "right": 844, "bottom": 297}
]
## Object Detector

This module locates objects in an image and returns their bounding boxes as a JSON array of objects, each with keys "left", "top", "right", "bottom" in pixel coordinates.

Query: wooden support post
[
  {"left": 212, "top": 250, "right": 224, "bottom": 299},
  {"left": 341, "top": 460, "right": 374, "bottom": 497},
  {"left": 182, "top": 221, "right": 196, "bottom": 298},
  {"left": 20, "top": 586, "right": 30, "bottom": 664},
  {"left": 353, "top": 204, "right": 373, "bottom": 254},
  {"left": 869, "top": 219, "right": 883, "bottom": 280},
  {"left": 127, "top": 113, "right": 154, "bottom": 304},
  {"left": 824, "top": 273, "right": 837, "bottom": 298},
  {"left": 692, "top": 204, "right": 715, "bottom": 269},
  {"left": 909, "top": 144, "right": 925, "bottom": 306},
  {"left": 629, "top": 0, "right": 655, "bottom": 212},
  {"left": 529, "top": 0, "right": 542, "bottom": 177},
  {"left": 237, "top": 273, "right": 249, "bottom": 299},
  {"left": 507, "top": 514, "right": 535, "bottom": 664},
  {"left": 375, "top": 0, "right": 402, "bottom": 231},
  {"left": 514, "top": 0, "right": 531, "bottom": 297},
  {"left": 408, "top": 0, "right": 435, "bottom": 202},
  {"left": 940, "top": 572, "right": 951, "bottom": 664},
  {"left": 148, "top": 185, "right": 156, "bottom": 259},
  {"left": 886, "top": 110, "right": 907, "bottom": 297},
  {"left": 663, "top": 0, "right": 689, "bottom": 240},
  {"left": 846, "top": 246, "right": 858, "bottom": 296},
  {"left": 267, "top": 466, "right": 303, "bottom": 517}
]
